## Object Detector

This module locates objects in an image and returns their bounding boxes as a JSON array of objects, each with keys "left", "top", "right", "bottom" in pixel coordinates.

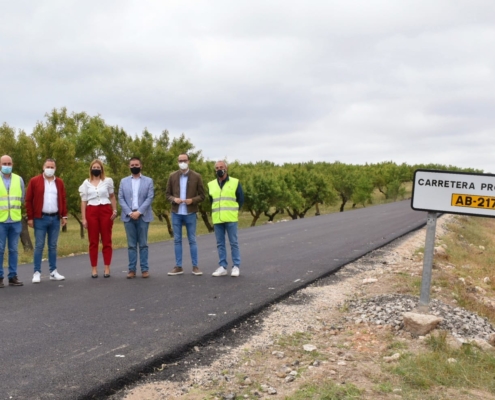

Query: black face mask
[
  {"left": 91, "top": 169, "right": 102, "bottom": 177},
  {"left": 130, "top": 167, "right": 141, "bottom": 175},
  {"left": 216, "top": 169, "right": 226, "bottom": 178}
]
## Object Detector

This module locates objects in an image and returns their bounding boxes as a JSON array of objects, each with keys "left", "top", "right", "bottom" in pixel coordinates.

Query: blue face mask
[{"left": 1, "top": 166, "right": 12, "bottom": 174}]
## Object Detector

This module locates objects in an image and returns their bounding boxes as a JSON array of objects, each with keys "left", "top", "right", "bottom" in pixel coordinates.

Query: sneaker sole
[
  {"left": 192, "top": 272, "right": 203, "bottom": 276},
  {"left": 168, "top": 272, "right": 184, "bottom": 276},
  {"left": 32, "top": 281, "right": 40, "bottom": 284},
  {"left": 212, "top": 273, "right": 227, "bottom": 277},
  {"left": 50, "top": 278, "right": 65, "bottom": 281}
]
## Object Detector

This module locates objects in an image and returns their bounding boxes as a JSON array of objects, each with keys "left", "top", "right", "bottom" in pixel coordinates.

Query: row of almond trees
[
  {"left": 1, "top": 108, "right": 480, "bottom": 249},
  {"left": 233, "top": 160, "right": 480, "bottom": 226}
]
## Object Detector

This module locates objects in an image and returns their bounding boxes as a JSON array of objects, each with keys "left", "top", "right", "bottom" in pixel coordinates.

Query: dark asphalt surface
[{"left": 0, "top": 201, "right": 427, "bottom": 399}]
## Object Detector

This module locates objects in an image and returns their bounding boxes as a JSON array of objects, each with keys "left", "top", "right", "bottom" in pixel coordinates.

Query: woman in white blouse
[{"left": 79, "top": 160, "right": 118, "bottom": 278}]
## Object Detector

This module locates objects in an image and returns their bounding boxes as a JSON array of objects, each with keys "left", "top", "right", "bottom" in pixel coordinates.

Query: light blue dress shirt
[
  {"left": 131, "top": 175, "right": 141, "bottom": 210},
  {"left": 178, "top": 173, "right": 188, "bottom": 215}
]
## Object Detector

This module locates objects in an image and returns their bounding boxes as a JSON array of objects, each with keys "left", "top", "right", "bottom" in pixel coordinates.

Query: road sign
[
  {"left": 411, "top": 169, "right": 495, "bottom": 308},
  {"left": 411, "top": 169, "right": 495, "bottom": 218}
]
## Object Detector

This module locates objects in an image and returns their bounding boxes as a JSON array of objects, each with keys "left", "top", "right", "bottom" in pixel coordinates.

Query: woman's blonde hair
[{"left": 89, "top": 159, "right": 106, "bottom": 180}]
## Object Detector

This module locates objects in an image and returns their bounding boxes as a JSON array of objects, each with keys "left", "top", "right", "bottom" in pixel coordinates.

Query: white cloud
[{"left": 1, "top": 0, "right": 494, "bottom": 172}]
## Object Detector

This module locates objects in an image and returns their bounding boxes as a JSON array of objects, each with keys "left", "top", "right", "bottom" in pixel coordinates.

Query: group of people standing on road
[{"left": 0, "top": 153, "right": 243, "bottom": 288}]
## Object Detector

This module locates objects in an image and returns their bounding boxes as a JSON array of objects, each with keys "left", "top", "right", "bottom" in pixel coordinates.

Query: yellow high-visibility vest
[
  {"left": 0, "top": 173, "right": 22, "bottom": 222},
  {"left": 208, "top": 177, "right": 239, "bottom": 224}
]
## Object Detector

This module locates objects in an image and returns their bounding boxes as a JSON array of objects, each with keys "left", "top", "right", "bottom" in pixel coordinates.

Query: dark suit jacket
[{"left": 165, "top": 169, "right": 205, "bottom": 214}]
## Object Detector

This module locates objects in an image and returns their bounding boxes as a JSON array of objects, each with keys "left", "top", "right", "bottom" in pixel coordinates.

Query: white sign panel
[{"left": 411, "top": 169, "right": 495, "bottom": 217}]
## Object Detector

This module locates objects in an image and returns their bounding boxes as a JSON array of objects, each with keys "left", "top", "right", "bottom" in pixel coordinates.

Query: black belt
[
  {"left": 42, "top": 212, "right": 58, "bottom": 217},
  {"left": 132, "top": 209, "right": 138, "bottom": 212}
]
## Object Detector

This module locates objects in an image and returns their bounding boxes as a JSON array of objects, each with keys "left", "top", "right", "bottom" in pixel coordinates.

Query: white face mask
[
  {"left": 179, "top": 162, "right": 188, "bottom": 170},
  {"left": 44, "top": 168, "right": 55, "bottom": 178}
]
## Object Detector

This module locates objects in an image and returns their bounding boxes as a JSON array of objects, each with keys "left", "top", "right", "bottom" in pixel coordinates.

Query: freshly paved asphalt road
[{"left": 0, "top": 201, "right": 427, "bottom": 399}]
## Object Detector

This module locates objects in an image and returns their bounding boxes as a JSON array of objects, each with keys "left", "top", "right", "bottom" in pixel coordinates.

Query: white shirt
[
  {"left": 42, "top": 176, "right": 58, "bottom": 213},
  {"left": 79, "top": 178, "right": 114, "bottom": 206}
]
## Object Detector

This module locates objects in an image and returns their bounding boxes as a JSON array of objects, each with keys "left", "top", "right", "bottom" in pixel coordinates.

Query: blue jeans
[
  {"left": 213, "top": 222, "right": 241, "bottom": 268},
  {"left": 34, "top": 215, "right": 61, "bottom": 273},
  {"left": 0, "top": 222, "right": 22, "bottom": 279},
  {"left": 172, "top": 212, "right": 198, "bottom": 267},
  {"left": 124, "top": 218, "right": 149, "bottom": 272}
]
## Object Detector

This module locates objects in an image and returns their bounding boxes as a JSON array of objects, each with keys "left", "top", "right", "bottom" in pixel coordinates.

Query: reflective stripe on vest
[
  {"left": 0, "top": 174, "right": 22, "bottom": 222},
  {"left": 208, "top": 177, "right": 239, "bottom": 224}
]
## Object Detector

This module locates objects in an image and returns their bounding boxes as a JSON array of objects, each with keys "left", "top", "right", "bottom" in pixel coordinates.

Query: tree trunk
[
  {"left": 264, "top": 209, "right": 280, "bottom": 222},
  {"left": 339, "top": 194, "right": 347, "bottom": 212},
  {"left": 315, "top": 202, "right": 321, "bottom": 216},
  {"left": 250, "top": 210, "right": 261, "bottom": 227},
  {"left": 20, "top": 217, "right": 33, "bottom": 251},
  {"left": 299, "top": 203, "right": 315, "bottom": 219},
  {"left": 162, "top": 212, "right": 173, "bottom": 237},
  {"left": 155, "top": 212, "right": 174, "bottom": 237},
  {"left": 155, "top": 212, "right": 173, "bottom": 237},
  {"left": 286, "top": 208, "right": 298, "bottom": 220},
  {"left": 71, "top": 212, "right": 85, "bottom": 239},
  {"left": 200, "top": 211, "right": 214, "bottom": 232},
  {"left": 378, "top": 187, "right": 388, "bottom": 199}
]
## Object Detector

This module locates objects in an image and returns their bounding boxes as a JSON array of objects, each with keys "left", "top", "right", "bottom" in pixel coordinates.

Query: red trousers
[{"left": 86, "top": 204, "right": 113, "bottom": 267}]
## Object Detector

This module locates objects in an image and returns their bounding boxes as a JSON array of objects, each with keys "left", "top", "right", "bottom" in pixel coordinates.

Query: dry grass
[{"left": 440, "top": 216, "right": 495, "bottom": 324}]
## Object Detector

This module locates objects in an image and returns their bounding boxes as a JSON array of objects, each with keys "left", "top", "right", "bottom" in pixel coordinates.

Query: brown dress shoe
[
  {"left": 192, "top": 267, "right": 203, "bottom": 276},
  {"left": 142, "top": 271, "right": 150, "bottom": 278},
  {"left": 168, "top": 267, "right": 183, "bottom": 276},
  {"left": 127, "top": 271, "right": 136, "bottom": 279},
  {"left": 8, "top": 276, "right": 23, "bottom": 286},
  {"left": 0, "top": 278, "right": 4, "bottom": 288}
]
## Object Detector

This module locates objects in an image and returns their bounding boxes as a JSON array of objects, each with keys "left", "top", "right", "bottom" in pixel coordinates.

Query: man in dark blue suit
[{"left": 118, "top": 157, "right": 155, "bottom": 278}]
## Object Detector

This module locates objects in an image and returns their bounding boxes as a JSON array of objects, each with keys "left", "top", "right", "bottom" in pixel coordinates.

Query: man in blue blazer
[{"left": 118, "top": 157, "right": 155, "bottom": 278}]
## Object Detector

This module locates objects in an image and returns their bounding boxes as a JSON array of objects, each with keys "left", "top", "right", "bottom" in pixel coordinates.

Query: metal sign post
[
  {"left": 418, "top": 212, "right": 437, "bottom": 310},
  {"left": 411, "top": 169, "right": 495, "bottom": 310}
]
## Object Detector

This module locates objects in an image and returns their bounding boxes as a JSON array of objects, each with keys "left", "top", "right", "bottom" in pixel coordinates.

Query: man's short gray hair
[{"left": 215, "top": 160, "right": 228, "bottom": 168}]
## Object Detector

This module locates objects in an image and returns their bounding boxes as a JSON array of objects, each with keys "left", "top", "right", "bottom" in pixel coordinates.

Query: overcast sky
[{"left": 1, "top": 1, "right": 494, "bottom": 172}]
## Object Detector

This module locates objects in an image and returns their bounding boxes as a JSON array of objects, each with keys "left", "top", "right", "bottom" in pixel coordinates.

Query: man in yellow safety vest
[
  {"left": 208, "top": 160, "right": 244, "bottom": 277},
  {"left": 0, "top": 155, "right": 24, "bottom": 287}
]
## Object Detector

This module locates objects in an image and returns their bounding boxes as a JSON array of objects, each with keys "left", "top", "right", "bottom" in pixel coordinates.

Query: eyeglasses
[{"left": 178, "top": 159, "right": 188, "bottom": 162}]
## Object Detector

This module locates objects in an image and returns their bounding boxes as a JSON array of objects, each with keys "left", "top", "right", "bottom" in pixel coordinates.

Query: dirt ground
[{"left": 114, "top": 215, "right": 495, "bottom": 400}]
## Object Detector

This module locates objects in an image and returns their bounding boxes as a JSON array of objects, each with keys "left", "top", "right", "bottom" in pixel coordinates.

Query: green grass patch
[
  {"left": 388, "top": 332, "right": 495, "bottom": 395},
  {"left": 286, "top": 380, "right": 363, "bottom": 399},
  {"left": 387, "top": 340, "right": 409, "bottom": 351},
  {"left": 374, "top": 381, "right": 394, "bottom": 393},
  {"left": 276, "top": 331, "right": 313, "bottom": 349}
]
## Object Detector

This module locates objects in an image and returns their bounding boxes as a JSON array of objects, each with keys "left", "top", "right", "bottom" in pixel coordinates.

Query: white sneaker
[
  {"left": 212, "top": 267, "right": 227, "bottom": 277},
  {"left": 231, "top": 266, "right": 240, "bottom": 277},
  {"left": 32, "top": 271, "right": 41, "bottom": 284},
  {"left": 50, "top": 269, "right": 65, "bottom": 281}
]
